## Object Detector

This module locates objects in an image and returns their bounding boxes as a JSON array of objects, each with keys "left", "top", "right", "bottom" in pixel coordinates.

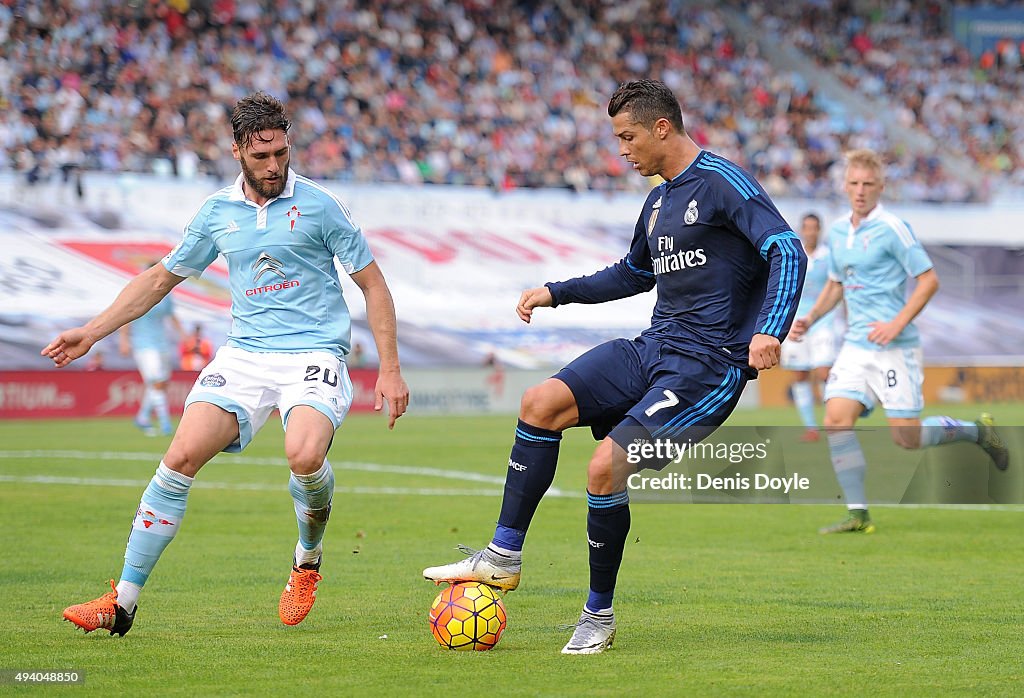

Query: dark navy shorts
[{"left": 554, "top": 335, "right": 748, "bottom": 467}]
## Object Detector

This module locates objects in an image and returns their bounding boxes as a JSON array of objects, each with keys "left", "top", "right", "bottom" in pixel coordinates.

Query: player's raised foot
[
  {"left": 422, "top": 544, "right": 521, "bottom": 592},
  {"left": 62, "top": 580, "right": 136, "bottom": 636},
  {"left": 560, "top": 608, "right": 616, "bottom": 655},
  {"left": 279, "top": 558, "right": 322, "bottom": 626},
  {"left": 976, "top": 413, "right": 1009, "bottom": 471},
  {"left": 133, "top": 418, "right": 157, "bottom": 437},
  {"left": 819, "top": 508, "right": 875, "bottom": 535}
]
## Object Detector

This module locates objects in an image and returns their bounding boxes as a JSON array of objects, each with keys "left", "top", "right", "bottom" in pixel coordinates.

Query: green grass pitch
[{"left": 1, "top": 404, "right": 1021, "bottom": 695}]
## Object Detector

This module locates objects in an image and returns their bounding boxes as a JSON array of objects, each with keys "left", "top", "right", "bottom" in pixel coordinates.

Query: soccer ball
[{"left": 428, "top": 582, "right": 507, "bottom": 651}]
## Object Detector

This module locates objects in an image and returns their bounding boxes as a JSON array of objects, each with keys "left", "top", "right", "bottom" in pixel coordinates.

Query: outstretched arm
[
  {"left": 350, "top": 260, "right": 410, "bottom": 429},
  {"left": 42, "top": 264, "right": 186, "bottom": 367}
]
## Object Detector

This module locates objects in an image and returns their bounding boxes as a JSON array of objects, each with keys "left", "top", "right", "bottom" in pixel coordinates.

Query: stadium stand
[{"left": 2, "top": 0, "right": 1018, "bottom": 202}]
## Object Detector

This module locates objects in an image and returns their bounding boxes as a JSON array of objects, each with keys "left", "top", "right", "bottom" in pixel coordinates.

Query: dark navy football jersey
[{"left": 547, "top": 151, "right": 806, "bottom": 373}]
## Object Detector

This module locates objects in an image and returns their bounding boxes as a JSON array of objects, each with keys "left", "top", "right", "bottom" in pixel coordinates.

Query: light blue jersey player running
[
  {"left": 781, "top": 213, "right": 837, "bottom": 442},
  {"left": 44, "top": 92, "right": 409, "bottom": 636},
  {"left": 790, "top": 149, "right": 1009, "bottom": 534},
  {"left": 119, "top": 290, "right": 182, "bottom": 435}
]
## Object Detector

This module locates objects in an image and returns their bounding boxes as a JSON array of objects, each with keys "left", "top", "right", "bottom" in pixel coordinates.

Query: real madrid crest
[{"left": 684, "top": 199, "right": 699, "bottom": 225}]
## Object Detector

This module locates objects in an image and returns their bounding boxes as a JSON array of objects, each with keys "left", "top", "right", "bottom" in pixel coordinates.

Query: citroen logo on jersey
[
  {"left": 252, "top": 252, "right": 286, "bottom": 282},
  {"left": 684, "top": 199, "right": 699, "bottom": 225}
]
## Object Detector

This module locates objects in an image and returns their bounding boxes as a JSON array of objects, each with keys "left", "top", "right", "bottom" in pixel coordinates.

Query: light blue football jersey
[
  {"left": 164, "top": 170, "right": 373, "bottom": 356},
  {"left": 827, "top": 204, "right": 933, "bottom": 349},
  {"left": 797, "top": 243, "right": 835, "bottom": 337},
  {"left": 130, "top": 294, "right": 176, "bottom": 350}
]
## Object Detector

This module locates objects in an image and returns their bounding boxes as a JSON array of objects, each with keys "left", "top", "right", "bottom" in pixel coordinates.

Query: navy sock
[
  {"left": 493, "top": 420, "right": 562, "bottom": 551},
  {"left": 585, "top": 490, "right": 630, "bottom": 612}
]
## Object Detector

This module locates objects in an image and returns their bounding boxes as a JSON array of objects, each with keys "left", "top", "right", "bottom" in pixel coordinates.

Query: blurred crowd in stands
[
  {"left": 1, "top": 0, "right": 1019, "bottom": 203},
  {"left": 748, "top": 0, "right": 1022, "bottom": 202}
]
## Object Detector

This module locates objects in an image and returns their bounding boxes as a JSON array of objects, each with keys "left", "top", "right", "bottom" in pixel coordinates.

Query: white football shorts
[
  {"left": 185, "top": 346, "right": 354, "bottom": 452},
  {"left": 133, "top": 348, "right": 173, "bottom": 384},
  {"left": 824, "top": 343, "right": 924, "bottom": 418},
  {"left": 781, "top": 326, "right": 837, "bottom": 371}
]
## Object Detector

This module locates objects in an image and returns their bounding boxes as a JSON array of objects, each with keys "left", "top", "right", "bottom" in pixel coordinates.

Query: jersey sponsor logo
[
  {"left": 652, "top": 247, "right": 707, "bottom": 275},
  {"left": 253, "top": 252, "right": 286, "bottom": 282},
  {"left": 200, "top": 373, "right": 226, "bottom": 387},
  {"left": 247, "top": 252, "right": 301, "bottom": 295},
  {"left": 245, "top": 279, "right": 301, "bottom": 296},
  {"left": 684, "top": 199, "right": 699, "bottom": 225}
]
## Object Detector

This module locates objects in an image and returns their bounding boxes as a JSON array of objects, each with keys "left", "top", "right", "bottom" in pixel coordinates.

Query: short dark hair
[
  {"left": 231, "top": 92, "right": 291, "bottom": 148},
  {"left": 802, "top": 213, "right": 822, "bottom": 228},
  {"left": 607, "top": 79, "right": 685, "bottom": 133}
]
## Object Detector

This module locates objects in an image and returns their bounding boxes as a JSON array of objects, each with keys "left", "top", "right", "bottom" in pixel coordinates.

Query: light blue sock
[
  {"left": 792, "top": 381, "right": 817, "bottom": 429},
  {"left": 136, "top": 390, "right": 152, "bottom": 425},
  {"left": 121, "top": 463, "right": 192, "bottom": 590},
  {"left": 919, "top": 416, "right": 979, "bottom": 448},
  {"left": 151, "top": 388, "right": 172, "bottom": 432},
  {"left": 289, "top": 460, "right": 335, "bottom": 558},
  {"left": 827, "top": 430, "right": 868, "bottom": 510}
]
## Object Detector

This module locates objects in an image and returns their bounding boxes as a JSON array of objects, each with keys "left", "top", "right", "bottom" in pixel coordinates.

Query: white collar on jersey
[
  {"left": 846, "top": 202, "right": 886, "bottom": 229},
  {"left": 228, "top": 169, "right": 297, "bottom": 204}
]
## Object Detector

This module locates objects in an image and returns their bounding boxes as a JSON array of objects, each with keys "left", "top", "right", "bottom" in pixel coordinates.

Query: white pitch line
[
  {"left": 0, "top": 474, "right": 506, "bottom": 498},
  {"left": 0, "top": 449, "right": 576, "bottom": 498}
]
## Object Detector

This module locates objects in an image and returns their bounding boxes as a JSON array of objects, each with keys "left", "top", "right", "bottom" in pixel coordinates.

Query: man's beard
[{"left": 240, "top": 156, "right": 288, "bottom": 199}]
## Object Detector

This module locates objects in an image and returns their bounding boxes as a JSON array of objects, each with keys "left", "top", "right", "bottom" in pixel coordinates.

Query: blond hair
[{"left": 844, "top": 149, "right": 885, "bottom": 183}]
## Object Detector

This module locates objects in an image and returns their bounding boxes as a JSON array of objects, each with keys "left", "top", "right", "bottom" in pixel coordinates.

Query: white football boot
[
  {"left": 423, "top": 544, "right": 521, "bottom": 591},
  {"left": 561, "top": 608, "right": 616, "bottom": 655}
]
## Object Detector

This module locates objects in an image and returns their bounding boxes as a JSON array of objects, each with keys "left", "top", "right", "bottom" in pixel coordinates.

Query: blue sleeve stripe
[
  {"left": 625, "top": 257, "right": 655, "bottom": 279},
  {"left": 695, "top": 161, "right": 752, "bottom": 201},
  {"left": 765, "top": 238, "right": 798, "bottom": 335},
  {"left": 758, "top": 230, "right": 799, "bottom": 260},
  {"left": 701, "top": 153, "right": 759, "bottom": 198},
  {"left": 652, "top": 367, "right": 742, "bottom": 439},
  {"left": 761, "top": 238, "right": 801, "bottom": 336}
]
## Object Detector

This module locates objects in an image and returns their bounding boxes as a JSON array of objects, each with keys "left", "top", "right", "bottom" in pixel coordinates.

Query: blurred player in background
[
  {"left": 790, "top": 149, "right": 1009, "bottom": 534},
  {"left": 781, "top": 213, "right": 836, "bottom": 442},
  {"left": 44, "top": 92, "right": 409, "bottom": 636},
  {"left": 120, "top": 287, "right": 183, "bottom": 436},
  {"left": 178, "top": 323, "right": 214, "bottom": 371},
  {"left": 425, "top": 79, "right": 806, "bottom": 654}
]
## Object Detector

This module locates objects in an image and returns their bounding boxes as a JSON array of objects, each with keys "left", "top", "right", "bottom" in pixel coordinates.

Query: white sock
[
  {"left": 294, "top": 541, "right": 322, "bottom": 567},
  {"left": 486, "top": 543, "right": 521, "bottom": 560},
  {"left": 115, "top": 580, "right": 142, "bottom": 613}
]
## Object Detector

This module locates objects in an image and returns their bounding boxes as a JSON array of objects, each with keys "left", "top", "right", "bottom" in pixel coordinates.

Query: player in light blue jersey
[
  {"left": 44, "top": 92, "right": 409, "bottom": 635},
  {"left": 781, "top": 213, "right": 837, "bottom": 442},
  {"left": 119, "top": 279, "right": 183, "bottom": 436},
  {"left": 791, "top": 149, "right": 1009, "bottom": 534}
]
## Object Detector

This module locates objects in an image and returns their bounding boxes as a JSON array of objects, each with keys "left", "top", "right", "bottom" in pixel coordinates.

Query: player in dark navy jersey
[{"left": 424, "top": 79, "right": 806, "bottom": 654}]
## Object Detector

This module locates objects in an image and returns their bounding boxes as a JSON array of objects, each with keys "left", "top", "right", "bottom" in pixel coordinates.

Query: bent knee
[
  {"left": 891, "top": 430, "right": 921, "bottom": 450},
  {"left": 284, "top": 443, "right": 328, "bottom": 475},
  {"left": 520, "top": 381, "right": 576, "bottom": 430}
]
